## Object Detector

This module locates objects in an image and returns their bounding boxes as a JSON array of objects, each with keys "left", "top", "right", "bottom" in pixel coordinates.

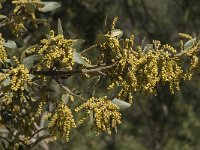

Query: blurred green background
[{"left": 3, "top": 0, "right": 200, "bottom": 149}]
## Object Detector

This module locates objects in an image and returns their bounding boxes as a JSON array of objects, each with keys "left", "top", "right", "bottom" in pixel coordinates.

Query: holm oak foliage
[{"left": 0, "top": 1, "right": 199, "bottom": 149}]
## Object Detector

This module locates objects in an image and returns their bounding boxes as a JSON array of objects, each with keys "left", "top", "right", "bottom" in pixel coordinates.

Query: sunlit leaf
[
  {"left": 3, "top": 77, "right": 10, "bottom": 86},
  {"left": 111, "top": 29, "right": 123, "bottom": 38},
  {"left": 184, "top": 38, "right": 196, "bottom": 50},
  {"left": 61, "top": 93, "right": 69, "bottom": 104},
  {"left": 112, "top": 98, "right": 131, "bottom": 110},
  {"left": 3, "top": 40, "right": 17, "bottom": 49},
  {"left": 37, "top": 2, "right": 61, "bottom": 12},
  {"left": 143, "top": 44, "right": 153, "bottom": 53},
  {"left": 0, "top": 14, "right": 6, "bottom": 19}
]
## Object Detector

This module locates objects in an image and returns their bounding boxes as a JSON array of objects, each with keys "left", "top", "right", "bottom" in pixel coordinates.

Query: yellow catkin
[
  {"left": 48, "top": 103, "right": 76, "bottom": 142},
  {"left": 98, "top": 28, "right": 199, "bottom": 101},
  {"left": 0, "top": 33, "right": 7, "bottom": 62},
  {"left": 75, "top": 97, "right": 121, "bottom": 135},
  {"left": 11, "top": 0, "right": 41, "bottom": 36},
  {"left": 111, "top": 17, "right": 118, "bottom": 30},
  {"left": 30, "top": 30, "right": 77, "bottom": 70},
  {"left": 179, "top": 33, "right": 193, "bottom": 40}
]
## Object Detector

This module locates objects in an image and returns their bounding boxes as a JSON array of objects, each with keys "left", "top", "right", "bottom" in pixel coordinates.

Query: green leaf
[
  {"left": 37, "top": 2, "right": 61, "bottom": 12},
  {"left": 114, "top": 126, "right": 118, "bottom": 134},
  {"left": 143, "top": 44, "right": 153, "bottom": 53},
  {"left": 111, "top": 29, "right": 123, "bottom": 38},
  {"left": 104, "top": 13, "right": 108, "bottom": 27},
  {"left": 57, "top": 18, "right": 63, "bottom": 35},
  {"left": 90, "top": 110, "right": 94, "bottom": 124},
  {"left": 112, "top": 98, "right": 131, "bottom": 110},
  {"left": 61, "top": 93, "right": 69, "bottom": 104},
  {"left": 72, "top": 39, "right": 85, "bottom": 51},
  {"left": 73, "top": 51, "right": 93, "bottom": 67},
  {"left": 3, "top": 77, "right": 10, "bottom": 86},
  {"left": 0, "top": 14, "right": 6, "bottom": 19},
  {"left": 25, "top": 3, "right": 36, "bottom": 13},
  {"left": 184, "top": 38, "right": 196, "bottom": 50},
  {"left": 108, "top": 86, "right": 123, "bottom": 100},
  {"left": 95, "top": 34, "right": 110, "bottom": 45},
  {"left": 22, "top": 55, "right": 42, "bottom": 69},
  {"left": 3, "top": 40, "right": 17, "bottom": 49}
]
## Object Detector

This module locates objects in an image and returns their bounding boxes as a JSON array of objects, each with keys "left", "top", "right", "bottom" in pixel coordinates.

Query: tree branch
[
  {"left": 54, "top": 77, "right": 87, "bottom": 101},
  {"left": 29, "top": 135, "right": 52, "bottom": 150},
  {"left": 32, "top": 63, "right": 117, "bottom": 77},
  {"left": 80, "top": 44, "right": 97, "bottom": 55}
]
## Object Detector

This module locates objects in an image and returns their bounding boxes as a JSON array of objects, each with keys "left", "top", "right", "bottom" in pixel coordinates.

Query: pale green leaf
[
  {"left": 3, "top": 77, "right": 10, "bottom": 86},
  {"left": 57, "top": 18, "right": 63, "bottom": 35},
  {"left": 61, "top": 93, "right": 69, "bottom": 104},
  {"left": 111, "top": 29, "right": 123, "bottom": 38},
  {"left": 38, "top": 2, "right": 61, "bottom": 12},
  {"left": 112, "top": 98, "right": 131, "bottom": 110},
  {"left": 73, "top": 51, "right": 93, "bottom": 67},
  {"left": 143, "top": 44, "right": 153, "bottom": 53},
  {"left": 90, "top": 110, "right": 94, "bottom": 124},
  {"left": 0, "top": 14, "right": 6, "bottom": 19},
  {"left": 184, "top": 38, "right": 196, "bottom": 50},
  {"left": 3, "top": 40, "right": 17, "bottom": 49}
]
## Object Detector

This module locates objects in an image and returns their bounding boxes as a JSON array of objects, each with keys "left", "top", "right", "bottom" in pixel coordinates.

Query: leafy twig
[{"left": 80, "top": 44, "right": 97, "bottom": 55}]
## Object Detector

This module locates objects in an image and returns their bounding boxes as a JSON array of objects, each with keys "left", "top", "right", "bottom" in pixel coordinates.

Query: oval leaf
[
  {"left": 184, "top": 38, "right": 196, "bottom": 50},
  {"left": 95, "top": 34, "right": 110, "bottom": 45},
  {"left": 61, "top": 93, "right": 69, "bottom": 104},
  {"left": 22, "top": 55, "right": 42, "bottom": 69},
  {"left": 143, "top": 44, "right": 153, "bottom": 53},
  {"left": 107, "top": 86, "right": 123, "bottom": 100},
  {"left": 111, "top": 29, "right": 123, "bottom": 38},
  {"left": 3, "top": 77, "right": 10, "bottom": 86},
  {"left": 73, "top": 51, "right": 93, "bottom": 67},
  {"left": 38, "top": 2, "right": 61, "bottom": 12},
  {"left": 0, "top": 14, "right": 6, "bottom": 19},
  {"left": 72, "top": 39, "right": 85, "bottom": 51},
  {"left": 112, "top": 98, "right": 131, "bottom": 110},
  {"left": 3, "top": 40, "right": 17, "bottom": 49},
  {"left": 25, "top": 3, "right": 36, "bottom": 13}
]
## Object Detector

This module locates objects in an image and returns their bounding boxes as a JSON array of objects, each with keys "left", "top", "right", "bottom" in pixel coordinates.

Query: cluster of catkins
[
  {"left": 0, "top": 14, "right": 200, "bottom": 143},
  {"left": 75, "top": 97, "right": 122, "bottom": 135},
  {"left": 99, "top": 28, "right": 200, "bottom": 103}
]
